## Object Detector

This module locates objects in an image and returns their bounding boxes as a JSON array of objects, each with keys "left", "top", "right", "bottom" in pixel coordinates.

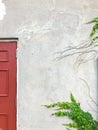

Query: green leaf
[
  {"left": 63, "top": 123, "right": 78, "bottom": 128},
  {"left": 70, "top": 93, "right": 77, "bottom": 103},
  {"left": 86, "top": 17, "right": 98, "bottom": 24},
  {"left": 44, "top": 103, "right": 57, "bottom": 108}
]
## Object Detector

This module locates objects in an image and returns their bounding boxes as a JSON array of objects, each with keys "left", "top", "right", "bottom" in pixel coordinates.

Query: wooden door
[{"left": 0, "top": 42, "right": 17, "bottom": 130}]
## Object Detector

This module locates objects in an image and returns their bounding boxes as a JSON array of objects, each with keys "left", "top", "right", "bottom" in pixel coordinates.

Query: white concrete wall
[{"left": 0, "top": 0, "right": 98, "bottom": 130}]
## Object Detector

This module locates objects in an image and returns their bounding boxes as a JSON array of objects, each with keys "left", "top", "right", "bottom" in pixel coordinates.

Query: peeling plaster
[{"left": 0, "top": 0, "right": 6, "bottom": 20}]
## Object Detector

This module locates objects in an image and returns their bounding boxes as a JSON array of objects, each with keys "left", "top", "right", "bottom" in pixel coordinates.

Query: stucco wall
[{"left": 0, "top": 0, "right": 98, "bottom": 130}]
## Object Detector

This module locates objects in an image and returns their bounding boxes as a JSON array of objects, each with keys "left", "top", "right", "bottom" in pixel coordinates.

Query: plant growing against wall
[
  {"left": 56, "top": 17, "right": 98, "bottom": 64},
  {"left": 87, "top": 17, "right": 98, "bottom": 45},
  {"left": 45, "top": 94, "right": 98, "bottom": 130},
  {"left": 44, "top": 17, "right": 98, "bottom": 130}
]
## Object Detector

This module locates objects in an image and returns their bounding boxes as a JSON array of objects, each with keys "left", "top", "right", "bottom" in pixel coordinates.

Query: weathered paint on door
[{"left": 0, "top": 42, "right": 17, "bottom": 130}]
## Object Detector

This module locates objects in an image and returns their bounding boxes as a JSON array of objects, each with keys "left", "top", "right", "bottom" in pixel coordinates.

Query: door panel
[
  {"left": 0, "top": 114, "right": 8, "bottom": 130},
  {"left": 0, "top": 42, "right": 17, "bottom": 130},
  {"left": 0, "top": 69, "right": 8, "bottom": 96}
]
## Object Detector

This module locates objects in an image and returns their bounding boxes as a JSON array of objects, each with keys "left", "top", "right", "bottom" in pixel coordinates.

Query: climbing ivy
[
  {"left": 55, "top": 17, "right": 98, "bottom": 61},
  {"left": 44, "top": 17, "right": 98, "bottom": 129},
  {"left": 45, "top": 94, "right": 98, "bottom": 130},
  {"left": 87, "top": 17, "right": 98, "bottom": 45}
]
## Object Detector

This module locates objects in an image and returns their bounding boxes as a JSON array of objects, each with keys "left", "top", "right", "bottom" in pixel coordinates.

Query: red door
[{"left": 0, "top": 42, "right": 17, "bottom": 130}]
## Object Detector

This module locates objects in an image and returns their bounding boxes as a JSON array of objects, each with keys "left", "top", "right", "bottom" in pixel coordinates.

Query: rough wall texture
[{"left": 0, "top": 0, "right": 98, "bottom": 130}]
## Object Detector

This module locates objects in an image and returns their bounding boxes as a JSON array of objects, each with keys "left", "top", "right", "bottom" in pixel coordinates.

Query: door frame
[{"left": 0, "top": 38, "right": 18, "bottom": 130}]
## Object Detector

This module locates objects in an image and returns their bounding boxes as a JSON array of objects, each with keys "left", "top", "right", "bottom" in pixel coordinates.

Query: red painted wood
[{"left": 0, "top": 42, "right": 17, "bottom": 130}]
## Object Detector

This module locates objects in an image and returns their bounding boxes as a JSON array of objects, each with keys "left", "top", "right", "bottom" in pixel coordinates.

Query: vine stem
[{"left": 79, "top": 78, "right": 98, "bottom": 109}]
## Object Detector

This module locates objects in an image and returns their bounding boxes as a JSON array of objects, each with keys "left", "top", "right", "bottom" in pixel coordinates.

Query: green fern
[{"left": 45, "top": 94, "right": 98, "bottom": 130}]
